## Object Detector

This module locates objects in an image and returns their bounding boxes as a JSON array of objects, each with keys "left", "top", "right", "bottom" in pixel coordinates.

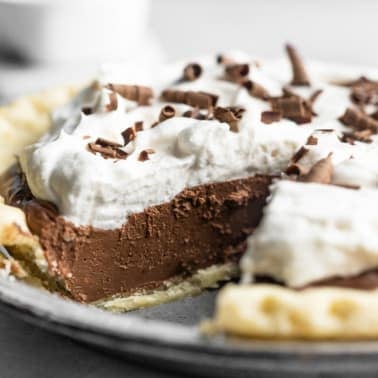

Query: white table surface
[{"left": 1, "top": 1, "right": 377, "bottom": 376}]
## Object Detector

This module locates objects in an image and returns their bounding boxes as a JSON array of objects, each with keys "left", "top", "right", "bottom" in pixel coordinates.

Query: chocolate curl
[
  {"left": 350, "top": 78, "right": 378, "bottom": 105},
  {"left": 352, "top": 86, "right": 378, "bottom": 106},
  {"left": 270, "top": 96, "right": 312, "bottom": 124},
  {"left": 216, "top": 54, "right": 235, "bottom": 65},
  {"left": 162, "top": 89, "right": 218, "bottom": 109},
  {"left": 186, "top": 91, "right": 219, "bottom": 109},
  {"left": 243, "top": 80, "right": 270, "bottom": 101},
  {"left": 339, "top": 107, "right": 378, "bottom": 132},
  {"left": 306, "top": 135, "right": 318, "bottom": 145},
  {"left": 182, "top": 63, "right": 202, "bottom": 82},
  {"left": 88, "top": 141, "right": 128, "bottom": 160},
  {"left": 94, "top": 138, "right": 122, "bottom": 148},
  {"left": 182, "top": 107, "right": 208, "bottom": 120},
  {"left": 134, "top": 121, "right": 144, "bottom": 131},
  {"left": 82, "top": 107, "right": 93, "bottom": 115},
  {"left": 161, "top": 89, "right": 187, "bottom": 104},
  {"left": 213, "top": 106, "right": 245, "bottom": 132},
  {"left": 281, "top": 86, "right": 298, "bottom": 98},
  {"left": 158, "top": 105, "right": 176, "bottom": 123},
  {"left": 224, "top": 64, "right": 250, "bottom": 84},
  {"left": 121, "top": 126, "right": 137, "bottom": 146},
  {"left": 341, "top": 129, "right": 373, "bottom": 144},
  {"left": 309, "top": 89, "right": 323, "bottom": 104},
  {"left": 138, "top": 148, "right": 155, "bottom": 162},
  {"left": 105, "top": 84, "right": 154, "bottom": 105},
  {"left": 286, "top": 44, "right": 310, "bottom": 86},
  {"left": 334, "top": 183, "right": 361, "bottom": 190},
  {"left": 105, "top": 92, "right": 118, "bottom": 112},
  {"left": 315, "top": 128, "right": 334, "bottom": 133},
  {"left": 285, "top": 163, "right": 309, "bottom": 176},
  {"left": 299, "top": 154, "right": 333, "bottom": 184},
  {"left": 121, "top": 121, "right": 144, "bottom": 144},
  {"left": 261, "top": 111, "right": 282, "bottom": 124},
  {"left": 331, "top": 77, "right": 378, "bottom": 105},
  {"left": 291, "top": 146, "right": 309, "bottom": 163}
]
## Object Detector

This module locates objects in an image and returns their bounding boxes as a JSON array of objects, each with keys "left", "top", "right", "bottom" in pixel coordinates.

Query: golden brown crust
[
  {"left": 0, "top": 196, "right": 42, "bottom": 278},
  {"left": 96, "top": 263, "right": 238, "bottom": 312},
  {"left": 0, "top": 85, "right": 79, "bottom": 174},
  {"left": 207, "top": 284, "right": 378, "bottom": 339}
]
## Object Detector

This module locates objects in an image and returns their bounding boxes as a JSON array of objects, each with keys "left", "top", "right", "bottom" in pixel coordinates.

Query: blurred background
[{"left": 0, "top": 0, "right": 377, "bottom": 102}]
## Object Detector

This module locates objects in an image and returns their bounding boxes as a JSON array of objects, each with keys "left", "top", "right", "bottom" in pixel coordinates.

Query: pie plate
[{"left": 0, "top": 275, "right": 378, "bottom": 377}]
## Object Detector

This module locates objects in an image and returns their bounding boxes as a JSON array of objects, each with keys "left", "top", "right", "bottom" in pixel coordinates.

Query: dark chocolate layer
[
  {"left": 305, "top": 269, "right": 378, "bottom": 290},
  {"left": 2, "top": 170, "right": 271, "bottom": 302}
]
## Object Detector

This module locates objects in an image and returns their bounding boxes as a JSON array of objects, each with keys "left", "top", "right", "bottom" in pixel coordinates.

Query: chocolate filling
[
  {"left": 3, "top": 168, "right": 376, "bottom": 302},
  {"left": 304, "top": 269, "right": 378, "bottom": 290},
  {"left": 1, "top": 169, "right": 271, "bottom": 303},
  {"left": 256, "top": 271, "right": 378, "bottom": 291}
]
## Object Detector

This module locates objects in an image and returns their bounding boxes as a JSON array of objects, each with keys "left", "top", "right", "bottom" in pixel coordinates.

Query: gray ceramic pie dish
[{"left": 0, "top": 275, "right": 378, "bottom": 378}]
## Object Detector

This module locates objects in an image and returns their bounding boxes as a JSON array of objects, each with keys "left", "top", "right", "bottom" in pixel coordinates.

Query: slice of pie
[{"left": 2, "top": 45, "right": 378, "bottom": 338}]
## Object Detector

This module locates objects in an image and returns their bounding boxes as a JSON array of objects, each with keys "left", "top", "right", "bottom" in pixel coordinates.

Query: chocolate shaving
[
  {"left": 88, "top": 141, "right": 127, "bottom": 160},
  {"left": 333, "top": 183, "right": 361, "bottom": 190},
  {"left": 291, "top": 146, "right": 309, "bottom": 163},
  {"left": 299, "top": 154, "right": 333, "bottom": 184},
  {"left": 282, "top": 86, "right": 298, "bottom": 98},
  {"left": 224, "top": 64, "right": 250, "bottom": 84},
  {"left": 309, "top": 89, "right": 323, "bottom": 104},
  {"left": 306, "top": 135, "right": 318, "bottom": 145},
  {"left": 161, "top": 89, "right": 218, "bottom": 109},
  {"left": 285, "top": 163, "right": 309, "bottom": 176},
  {"left": 82, "top": 107, "right": 93, "bottom": 115},
  {"left": 334, "top": 76, "right": 378, "bottom": 106},
  {"left": 105, "top": 92, "right": 118, "bottom": 112},
  {"left": 213, "top": 106, "right": 245, "bottom": 132},
  {"left": 94, "top": 138, "right": 122, "bottom": 148},
  {"left": 216, "top": 54, "right": 235, "bottom": 65},
  {"left": 134, "top": 121, "right": 144, "bottom": 131},
  {"left": 261, "top": 111, "right": 282, "bottom": 124},
  {"left": 182, "top": 63, "right": 202, "bottom": 82},
  {"left": 270, "top": 95, "right": 312, "bottom": 124},
  {"left": 339, "top": 107, "right": 378, "bottom": 132},
  {"left": 105, "top": 84, "right": 154, "bottom": 105},
  {"left": 161, "top": 89, "right": 187, "bottom": 104},
  {"left": 138, "top": 149, "right": 155, "bottom": 162},
  {"left": 121, "top": 127, "right": 137, "bottom": 146},
  {"left": 350, "top": 77, "right": 378, "bottom": 106},
  {"left": 121, "top": 121, "right": 144, "bottom": 145},
  {"left": 315, "top": 128, "right": 335, "bottom": 133},
  {"left": 182, "top": 108, "right": 208, "bottom": 120},
  {"left": 158, "top": 105, "right": 176, "bottom": 123},
  {"left": 243, "top": 80, "right": 270, "bottom": 100},
  {"left": 286, "top": 43, "right": 310, "bottom": 86},
  {"left": 341, "top": 129, "right": 373, "bottom": 144},
  {"left": 186, "top": 91, "right": 218, "bottom": 108}
]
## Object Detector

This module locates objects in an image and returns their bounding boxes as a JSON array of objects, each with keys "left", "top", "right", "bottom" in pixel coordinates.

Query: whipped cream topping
[
  {"left": 242, "top": 180, "right": 378, "bottom": 286},
  {"left": 19, "top": 53, "right": 378, "bottom": 229}
]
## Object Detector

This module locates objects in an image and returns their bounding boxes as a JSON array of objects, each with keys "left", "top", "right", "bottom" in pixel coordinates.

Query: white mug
[{"left": 0, "top": 0, "right": 152, "bottom": 64}]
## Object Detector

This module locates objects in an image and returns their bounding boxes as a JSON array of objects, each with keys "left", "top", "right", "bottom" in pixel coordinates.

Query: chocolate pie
[{"left": 2, "top": 46, "right": 378, "bottom": 338}]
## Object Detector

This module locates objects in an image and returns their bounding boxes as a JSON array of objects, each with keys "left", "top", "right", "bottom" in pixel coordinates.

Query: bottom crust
[
  {"left": 205, "top": 284, "right": 378, "bottom": 339},
  {"left": 96, "top": 262, "right": 238, "bottom": 312}
]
